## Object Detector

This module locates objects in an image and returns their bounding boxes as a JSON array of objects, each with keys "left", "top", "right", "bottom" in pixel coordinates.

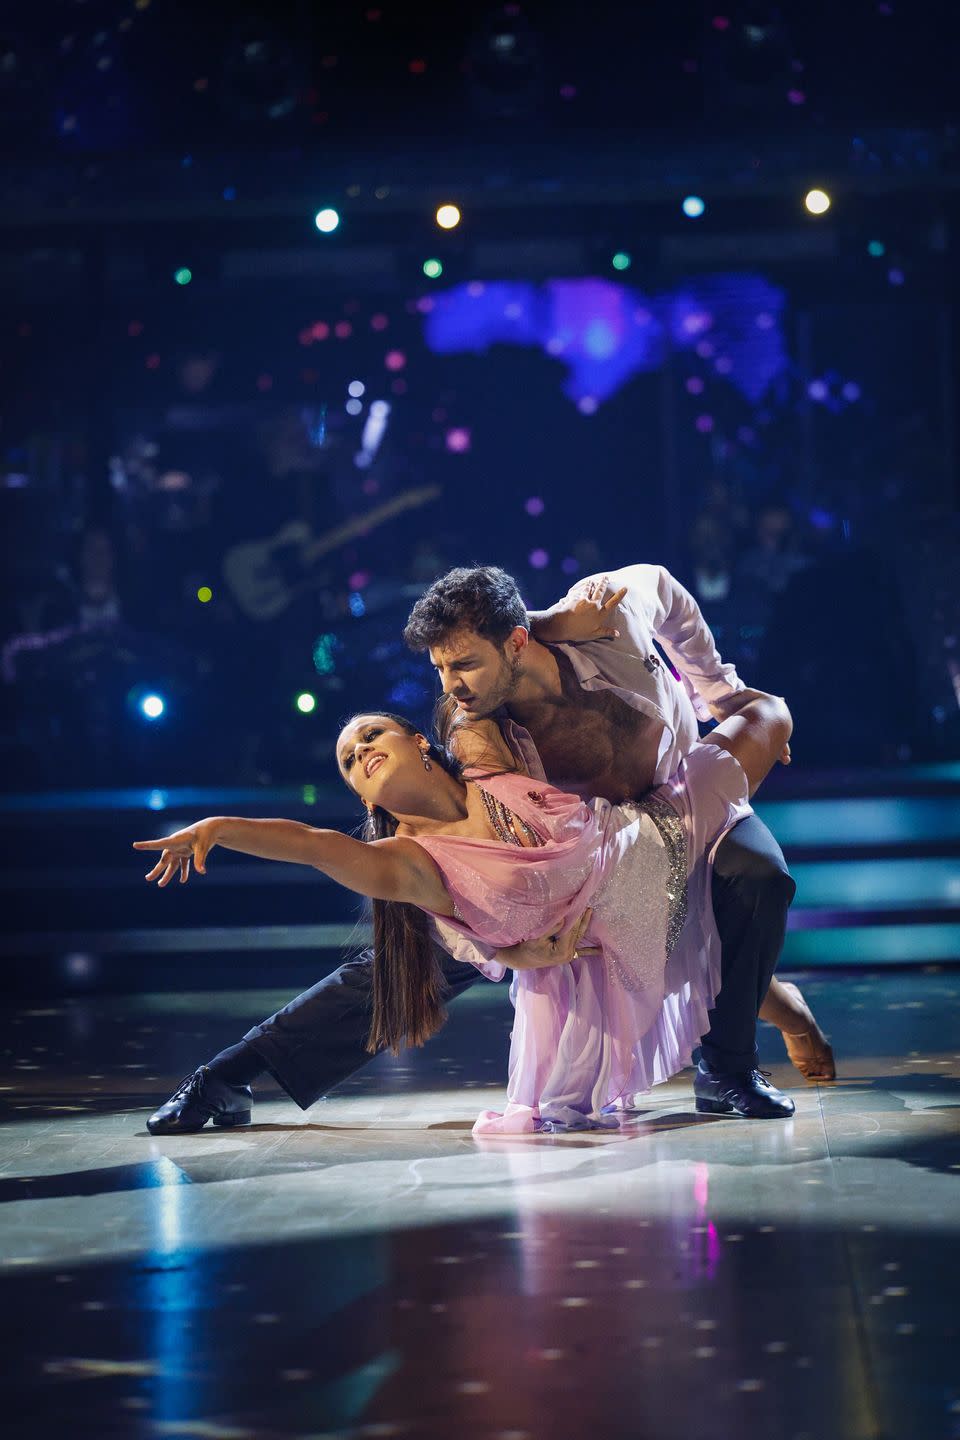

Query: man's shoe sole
[
  {"left": 213, "top": 1109, "right": 252, "bottom": 1128},
  {"left": 695, "top": 1097, "right": 792, "bottom": 1119},
  {"left": 147, "top": 1108, "right": 252, "bottom": 1135}
]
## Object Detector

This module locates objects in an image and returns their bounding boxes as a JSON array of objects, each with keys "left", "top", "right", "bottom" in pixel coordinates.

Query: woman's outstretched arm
[
  {"left": 132, "top": 818, "right": 454, "bottom": 912},
  {"left": 705, "top": 689, "right": 793, "bottom": 797}
]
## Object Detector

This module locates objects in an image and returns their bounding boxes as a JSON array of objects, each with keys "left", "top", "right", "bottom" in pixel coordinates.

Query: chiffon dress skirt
[{"left": 412, "top": 744, "right": 752, "bottom": 1135}]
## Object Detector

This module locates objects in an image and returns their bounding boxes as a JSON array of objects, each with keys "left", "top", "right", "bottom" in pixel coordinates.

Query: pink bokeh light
[{"left": 445, "top": 427, "right": 471, "bottom": 453}]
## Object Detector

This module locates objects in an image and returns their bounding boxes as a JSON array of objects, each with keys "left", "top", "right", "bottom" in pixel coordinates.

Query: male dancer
[{"left": 148, "top": 563, "right": 797, "bottom": 1133}]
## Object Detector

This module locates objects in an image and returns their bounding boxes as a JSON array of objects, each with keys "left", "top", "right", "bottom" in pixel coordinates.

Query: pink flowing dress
[{"left": 411, "top": 742, "right": 752, "bottom": 1134}]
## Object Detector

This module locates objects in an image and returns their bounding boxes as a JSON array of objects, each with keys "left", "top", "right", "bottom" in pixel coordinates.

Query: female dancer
[{"left": 134, "top": 692, "right": 802, "bottom": 1133}]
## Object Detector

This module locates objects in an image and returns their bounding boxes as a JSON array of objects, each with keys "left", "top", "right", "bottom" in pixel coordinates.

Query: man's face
[{"left": 428, "top": 628, "right": 524, "bottom": 718}]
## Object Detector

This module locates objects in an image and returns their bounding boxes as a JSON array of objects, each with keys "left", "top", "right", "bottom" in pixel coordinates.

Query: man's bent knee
[{"left": 713, "top": 832, "right": 796, "bottom": 908}]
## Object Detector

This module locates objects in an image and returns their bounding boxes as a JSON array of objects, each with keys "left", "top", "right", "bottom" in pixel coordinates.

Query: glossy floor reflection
[{"left": 1, "top": 970, "right": 959, "bottom": 1440}]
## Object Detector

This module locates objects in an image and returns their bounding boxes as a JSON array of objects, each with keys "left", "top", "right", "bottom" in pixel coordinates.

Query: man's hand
[
  {"left": 497, "top": 908, "right": 594, "bottom": 970},
  {"left": 530, "top": 581, "right": 627, "bottom": 645},
  {"left": 707, "top": 688, "right": 792, "bottom": 765}
]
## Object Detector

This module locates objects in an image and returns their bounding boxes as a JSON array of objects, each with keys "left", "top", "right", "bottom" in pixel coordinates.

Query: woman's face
[{"left": 336, "top": 715, "right": 426, "bottom": 812}]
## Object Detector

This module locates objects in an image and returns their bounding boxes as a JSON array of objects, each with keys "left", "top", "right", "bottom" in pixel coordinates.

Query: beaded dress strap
[{"left": 471, "top": 781, "right": 546, "bottom": 849}]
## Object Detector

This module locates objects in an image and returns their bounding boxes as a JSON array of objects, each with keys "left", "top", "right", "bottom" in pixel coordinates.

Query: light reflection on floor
[{"left": 0, "top": 969, "right": 958, "bottom": 1440}]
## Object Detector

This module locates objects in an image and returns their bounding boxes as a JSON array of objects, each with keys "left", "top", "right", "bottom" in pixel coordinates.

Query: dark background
[{"left": 2, "top": 0, "right": 959, "bottom": 790}]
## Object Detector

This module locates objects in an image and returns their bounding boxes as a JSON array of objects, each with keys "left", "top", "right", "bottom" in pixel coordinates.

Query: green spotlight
[
  {"left": 174, "top": 267, "right": 193, "bottom": 285},
  {"left": 423, "top": 257, "right": 443, "bottom": 279},
  {"left": 295, "top": 691, "right": 317, "bottom": 714},
  {"left": 611, "top": 252, "right": 631, "bottom": 271}
]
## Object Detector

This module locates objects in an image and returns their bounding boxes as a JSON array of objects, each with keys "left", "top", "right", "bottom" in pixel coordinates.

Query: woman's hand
[
  {"left": 530, "top": 583, "right": 627, "bottom": 644},
  {"left": 498, "top": 908, "right": 594, "bottom": 970},
  {"left": 132, "top": 818, "right": 222, "bottom": 887}
]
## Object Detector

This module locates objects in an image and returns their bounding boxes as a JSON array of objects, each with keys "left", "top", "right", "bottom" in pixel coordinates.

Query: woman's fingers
[
  {"left": 134, "top": 827, "right": 209, "bottom": 883},
  {"left": 574, "top": 906, "right": 593, "bottom": 945},
  {"left": 596, "top": 586, "right": 625, "bottom": 638},
  {"left": 143, "top": 847, "right": 195, "bottom": 885}
]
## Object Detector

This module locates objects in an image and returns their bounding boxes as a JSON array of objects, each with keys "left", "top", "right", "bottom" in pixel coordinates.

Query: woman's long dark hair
[{"left": 346, "top": 712, "right": 465, "bottom": 1057}]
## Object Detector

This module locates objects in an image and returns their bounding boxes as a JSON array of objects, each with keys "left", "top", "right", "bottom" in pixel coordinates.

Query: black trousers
[{"left": 243, "top": 812, "right": 795, "bottom": 1109}]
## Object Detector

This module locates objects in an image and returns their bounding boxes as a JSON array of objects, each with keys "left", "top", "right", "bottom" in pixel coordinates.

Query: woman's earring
[{"left": 420, "top": 746, "right": 433, "bottom": 772}]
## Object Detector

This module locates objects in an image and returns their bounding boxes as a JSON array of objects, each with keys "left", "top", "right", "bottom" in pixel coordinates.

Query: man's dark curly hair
[{"left": 403, "top": 565, "right": 528, "bottom": 652}]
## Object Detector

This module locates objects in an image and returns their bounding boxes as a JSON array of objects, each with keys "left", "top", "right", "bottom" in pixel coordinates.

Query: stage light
[
  {"left": 295, "top": 691, "right": 317, "bottom": 714},
  {"left": 804, "top": 188, "right": 831, "bottom": 215},
  {"left": 445, "top": 427, "right": 471, "bottom": 453},
  {"left": 423, "top": 258, "right": 443, "bottom": 278},
  {"left": 140, "top": 693, "right": 165, "bottom": 720},
  {"left": 197, "top": 586, "right": 213, "bottom": 603},
  {"left": 314, "top": 207, "right": 340, "bottom": 233},
  {"left": 867, "top": 240, "right": 885, "bottom": 257},
  {"left": 174, "top": 267, "right": 193, "bottom": 285},
  {"left": 611, "top": 251, "right": 632, "bottom": 271},
  {"left": 436, "top": 204, "right": 461, "bottom": 229},
  {"left": 348, "top": 380, "right": 365, "bottom": 397},
  {"left": 682, "top": 195, "right": 706, "bottom": 218},
  {"left": 312, "top": 634, "right": 337, "bottom": 675},
  {"left": 346, "top": 398, "right": 363, "bottom": 415}
]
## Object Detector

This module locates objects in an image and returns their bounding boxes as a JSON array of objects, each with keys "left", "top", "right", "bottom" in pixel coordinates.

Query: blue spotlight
[
  {"left": 682, "top": 195, "right": 706, "bottom": 219},
  {"left": 140, "top": 693, "right": 165, "bottom": 720}
]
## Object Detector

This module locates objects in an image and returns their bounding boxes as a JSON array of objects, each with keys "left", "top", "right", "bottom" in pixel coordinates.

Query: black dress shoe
[
  {"left": 693, "top": 1060, "right": 795, "bottom": 1119},
  {"left": 147, "top": 1066, "right": 253, "bottom": 1135}
]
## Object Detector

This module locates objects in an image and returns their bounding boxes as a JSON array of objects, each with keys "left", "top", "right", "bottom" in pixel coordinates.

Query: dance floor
[{"left": 1, "top": 969, "right": 958, "bottom": 1440}]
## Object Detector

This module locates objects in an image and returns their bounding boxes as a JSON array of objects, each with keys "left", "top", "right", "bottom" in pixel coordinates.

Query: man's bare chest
[{"left": 520, "top": 687, "right": 662, "bottom": 800}]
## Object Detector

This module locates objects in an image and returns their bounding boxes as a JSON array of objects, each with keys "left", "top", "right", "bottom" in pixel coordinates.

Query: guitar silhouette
[{"left": 222, "top": 484, "right": 442, "bottom": 621}]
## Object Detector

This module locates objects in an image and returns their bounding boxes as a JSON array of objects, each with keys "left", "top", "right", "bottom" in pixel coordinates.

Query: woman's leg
[
  {"left": 706, "top": 689, "right": 793, "bottom": 797},
  {"left": 759, "top": 976, "right": 836, "bottom": 1081}
]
